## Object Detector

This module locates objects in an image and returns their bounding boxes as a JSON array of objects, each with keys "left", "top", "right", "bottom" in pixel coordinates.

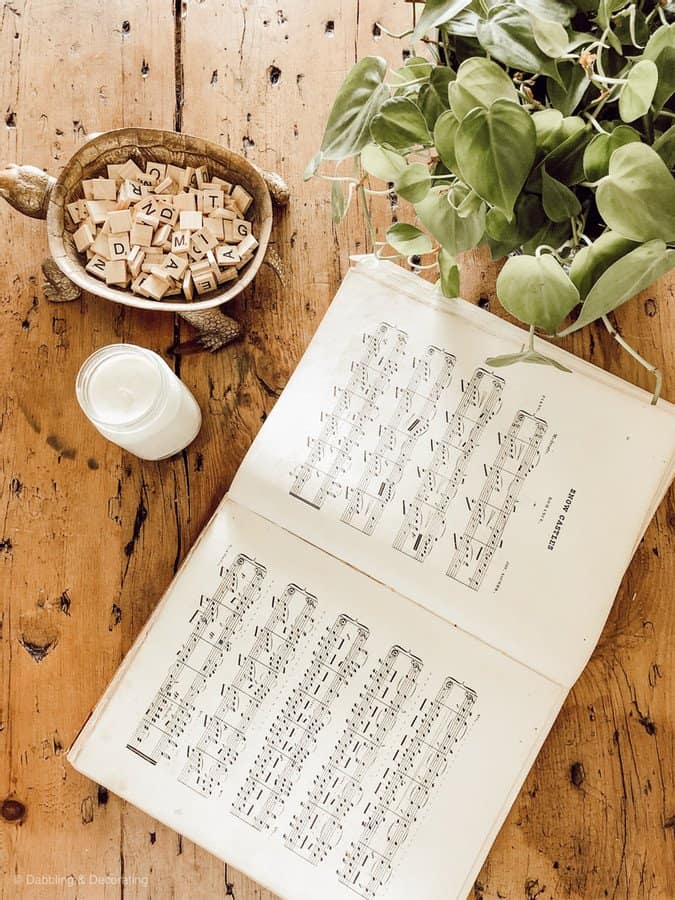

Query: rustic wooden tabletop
[{"left": 0, "top": 1, "right": 673, "bottom": 898}]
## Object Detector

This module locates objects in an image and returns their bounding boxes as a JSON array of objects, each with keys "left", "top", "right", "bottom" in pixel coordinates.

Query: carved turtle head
[{"left": 0, "top": 163, "right": 55, "bottom": 218}]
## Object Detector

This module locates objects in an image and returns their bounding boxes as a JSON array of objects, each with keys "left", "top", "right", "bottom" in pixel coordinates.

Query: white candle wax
[{"left": 76, "top": 344, "right": 202, "bottom": 460}]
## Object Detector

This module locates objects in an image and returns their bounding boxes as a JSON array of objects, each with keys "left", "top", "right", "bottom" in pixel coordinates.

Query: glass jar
[{"left": 76, "top": 344, "right": 202, "bottom": 460}]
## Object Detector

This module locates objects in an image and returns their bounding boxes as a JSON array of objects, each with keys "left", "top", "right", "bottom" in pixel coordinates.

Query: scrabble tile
[
  {"left": 128, "top": 248, "right": 145, "bottom": 278},
  {"left": 171, "top": 230, "right": 191, "bottom": 254},
  {"left": 67, "top": 200, "right": 85, "bottom": 225},
  {"left": 210, "top": 207, "right": 236, "bottom": 220},
  {"left": 230, "top": 184, "right": 253, "bottom": 214},
  {"left": 104, "top": 259, "right": 128, "bottom": 286},
  {"left": 179, "top": 210, "right": 203, "bottom": 231},
  {"left": 156, "top": 203, "right": 179, "bottom": 228},
  {"left": 189, "top": 226, "right": 218, "bottom": 260},
  {"left": 106, "top": 164, "right": 127, "bottom": 181},
  {"left": 172, "top": 192, "right": 197, "bottom": 212},
  {"left": 160, "top": 252, "right": 188, "bottom": 279},
  {"left": 146, "top": 161, "right": 167, "bottom": 182},
  {"left": 232, "top": 218, "right": 252, "bottom": 240},
  {"left": 118, "top": 180, "right": 145, "bottom": 207},
  {"left": 210, "top": 176, "right": 233, "bottom": 191},
  {"left": 73, "top": 221, "right": 95, "bottom": 252},
  {"left": 152, "top": 224, "right": 173, "bottom": 247},
  {"left": 81, "top": 179, "right": 96, "bottom": 200},
  {"left": 203, "top": 216, "right": 225, "bottom": 240},
  {"left": 141, "top": 273, "right": 170, "bottom": 300},
  {"left": 193, "top": 270, "right": 217, "bottom": 294},
  {"left": 91, "top": 230, "right": 112, "bottom": 258},
  {"left": 237, "top": 233, "right": 259, "bottom": 257},
  {"left": 200, "top": 188, "right": 224, "bottom": 213},
  {"left": 118, "top": 159, "right": 146, "bottom": 181},
  {"left": 108, "top": 234, "right": 131, "bottom": 260},
  {"left": 215, "top": 264, "right": 239, "bottom": 285},
  {"left": 194, "top": 165, "right": 209, "bottom": 189},
  {"left": 130, "top": 222, "right": 153, "bottom": 247},
  {"left": 153, "top": 176, "right": 175, "bottom": 194},
  {"left": 182, "top": 269, "right": 194, "bottom": 300},
  {"left": 215, "top": 244, "right": 240, "bottom": 266},
  {"left": 107, "top": 209, "right": 133, "bottom": 233},
  {"left": 166, "top": 164, "right": 193, "bottom": 189},
  {"left": 134, "top": 196, "right": 162, "bottom": 226},
  {"left": 130, "top": 274, "right": 146, "bottom": 294},
  {"left": 91, "top": 178, "right": 117, "bottom": 200},
  {"left": 85, "top": 199, "right": 117, "bottom": 224},
  {"left": 85, "top": 254, "right": 107, "bottom": 280}
]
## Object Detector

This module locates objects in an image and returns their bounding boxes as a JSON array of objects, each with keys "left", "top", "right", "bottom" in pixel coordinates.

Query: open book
[{"left": 69, "top": 261, "right": 675, "bottom": 900}]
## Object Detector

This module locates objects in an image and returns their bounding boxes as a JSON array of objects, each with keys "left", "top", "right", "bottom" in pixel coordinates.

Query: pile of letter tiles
[{"left": 67, "top": 159, "right": 257, "bottom": 300}]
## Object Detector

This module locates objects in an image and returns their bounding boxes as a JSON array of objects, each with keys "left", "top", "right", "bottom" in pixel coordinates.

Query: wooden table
[{"left": 1, "top": 2, "right": 673, "bottom": 898}]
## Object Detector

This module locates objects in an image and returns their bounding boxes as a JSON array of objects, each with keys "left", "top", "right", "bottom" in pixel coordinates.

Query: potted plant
[{"left": 306, "top": 0, "right": 675, "bottom": 400}]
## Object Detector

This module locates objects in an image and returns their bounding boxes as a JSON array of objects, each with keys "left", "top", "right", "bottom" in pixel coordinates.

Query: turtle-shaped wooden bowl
[{"left": 0, "top": 127, "right": 289, "bottom": 349}]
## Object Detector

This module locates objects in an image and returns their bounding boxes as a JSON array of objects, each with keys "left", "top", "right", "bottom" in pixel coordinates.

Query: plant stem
[
  {"left": 600, "top": 315, "right": 662, "bottom": 404},
  {"left": 358, "top": 183, "right": 377, "bottom": 248},
  {"left": 528, "top": 325, "right": 535, "bottom": 353}
]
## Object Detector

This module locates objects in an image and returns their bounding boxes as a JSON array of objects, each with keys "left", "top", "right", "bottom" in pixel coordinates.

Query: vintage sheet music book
[{"left": 69, "top": 261, "right": 675, "bottom": 900}]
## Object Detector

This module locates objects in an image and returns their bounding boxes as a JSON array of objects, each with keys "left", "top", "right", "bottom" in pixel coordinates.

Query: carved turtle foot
[{"left": 41, "top": 257, "right": 242, "bottom": 353}]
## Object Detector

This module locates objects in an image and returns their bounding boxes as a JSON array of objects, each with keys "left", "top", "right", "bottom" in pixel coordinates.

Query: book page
[
  {"left": 69, "top": 499, "right": 563, "bottom": 900},
  {"left": 230, "top": 261, "right": 675, "bottom": 687}
]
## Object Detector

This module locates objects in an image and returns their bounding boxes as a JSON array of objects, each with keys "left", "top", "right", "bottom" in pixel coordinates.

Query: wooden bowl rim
[{"left": 46, "top": 127, "right": 273, "bottom": 312}]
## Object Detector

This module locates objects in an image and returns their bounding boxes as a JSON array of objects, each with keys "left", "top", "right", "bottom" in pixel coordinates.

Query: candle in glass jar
[{"left": 76, "top": 344, "right": 202, "bottom": 460}]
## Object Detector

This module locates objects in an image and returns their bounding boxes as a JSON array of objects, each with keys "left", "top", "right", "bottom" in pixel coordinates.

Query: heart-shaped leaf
[
  {"left": 532, "top": 108, "right": 565, "bottom": 154},
  {"left": 438, "top": 9, "right": 479, "bottom": 35},
  {"left": 370, "top": 97, "right": 432, "bottom": 152},
  {"left": 568, "top": 231, "right": 637, "bottom": 299},
  {"left": 414, "top": 188, "right": 485, "bottom": 255},
  {"left": 304, "top": 152, "right": 323, "bottom": 181},
  {"left": 582, "top": 125, "right": 641, "bottom": 181},
  {"left": 541, "top": 166, "right": 581, "bottom": 221},
  {"left": 434, "top": 110, "right": 462, "bottom": 174},
  {"left": 596, "top": 143, "right": 675, "bottom": 242},
  {"left": 476, "top": 4, "right": 562, "bottom": 81},
  {"left": 530, "top": 12, "right": 569, "bottom": 57},
  {"left": 450, "top": 182, "right": 484, "bottom": 218},
  {"left": 320, "top": 57, "right": 389, "bottom": 159},
  {"left": 411, "top": 0, "right": 472, "bottom": 41},
  {"left": 652, "top": 47, "right": 675, "bottom": 111},
  {"left": 448, "top": 57, "right": 519, "bottom": 120},
  {"left": 643, "top": 22, "right": 675, "bottom": 63},
  {"left": 486, "top": 348, "right": 572, "bottom": 372},
  {"left": 418, "top": 66, "right": 455, "bottom": 130},
  {"left": 438, "top": 249, "right": 460, "bottom": 297},
  {"left": 560, "top": 241, "right": 675, "bottom": 333},
  {"left": 361, "top": 143, "right": 407, "bottom": 182},
  {"left": 619, "top": 59, "right": 658, "bottom": 123},
  {"left": 455, "top": 99, "right": 536, "bottom": 218},
  {"left": 516, "top": 0, "right": 575, "bottom": 25},
  {"left": 386, "top": 223, "right": 433, "bottom": 256},
  {"left": 496, "top": 254, "right": 579, "bottom": 331},
  {"left": 395, "top": 163, "right": 432, "bottom": 203},
  {"left": 486, "top": 192, "right": 547, "bottom": 247},
  {"left": 538, "top": 122, "right": 592, "bottom": 185},
  {"left": 547, "top": 61, "right": 592, "bottom": 115}
]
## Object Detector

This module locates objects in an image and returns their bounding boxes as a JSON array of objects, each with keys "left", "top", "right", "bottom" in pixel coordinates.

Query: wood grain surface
[{"left": 0, "top": 2, "right": 673, "bottom": 898}]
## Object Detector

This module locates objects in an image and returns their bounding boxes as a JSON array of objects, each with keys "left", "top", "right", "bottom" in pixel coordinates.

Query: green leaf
[
  {"left": 568, "top": 231, "right": 637, "bottom": 299},
  {"left": 652, "top": 47, "right": 675, "bottom": 111},
  {"left": 515, "top": 0, "right": 575, "bottom": 25},
  {"left": 434, "top": 109, "right": 462, "bottom": 174},
  {"left": 448, "top": 57, "right": 519, "bottom": 120},
  {"left": 450, "top": 181, "right": 484, "bottom": 218},
  {"left": 530, "top": 13, "right": 569, "bottom": 57},
  {"left": 547, "top": 60, "right": 591, "bottom": 115},
  {"left": 418, "top": 66, "right": 454, "bottom": 130},
  {"left": 520, "top": 217, "right": 570, "bottom": 255},
  {"left": 370, "top": 97, "right": 432, "bottom": 152},
  {"left": 414, "top": 187, "right": 485, "bottom": 255},
  {"left": 320, "top": 57, "right": 389, "bottom": 160},
  {"left": 560, "top": 241, "right": 675, "bottom": 333},
  {"left": 386, "top": 223, "right": 433, "bottom": 256},
  {"left": 582, "top": 125, "right": 641, "bottom": 181},
  {"left": 438, "top": 249, "right": 460, "bottom": 297},
  {"left": 411, "top": 0, "right": 472, "bottom": 41},
  {"left": 541, "top": 166, "right": 581, "bottom": 221},
  {"left": 596, "top": 143, "right": 675, "bottom": 242},
  {"left": 395, "top": 163, "right": 432, "bottom": 203},
  {"left": 619, "top": 60, "right": 658, "bottom": 123},
  {"left": 496, "top": 254, "right": 579, "bottom": 331},
  {"left": 361, "top": 143, "right": 407, "bottom": 181},
  {"left": 331, "top": 179, "right": 349, "bottom": 224},
  {"left": 439, "top": 9, "right": 479, "bottom": 35},
  {"left": 596, "top": 0, "right": 631, "bottom": 30},
  {"left": 476, "top": 4, "right": 562, "bottom": 81},
  {"left": 538, "top": 122, "right": 592, "bottom": 185},
  {"left": 486, "top": 348, "right": 571, "bottom": 372},
  {"left": 532, "top": 108, "right": 565, "bottom": 154},
  {"left": 395, "top": 56, "right": 434, "bottom": 81},
  {"left": 485, "top": 192, "right": 546, "bottom": 247},
  {"left": 643, "top": 22, "right": 675, "bottom": 64},
  {"left": 455, "top": 99, "right": 536, "bottom": 218},
  {"left": 653, "top": 124, "right": 675, "bottom": 169},
  {"left": 304, "top": 152, "right": 323, "bottom": 181}
]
